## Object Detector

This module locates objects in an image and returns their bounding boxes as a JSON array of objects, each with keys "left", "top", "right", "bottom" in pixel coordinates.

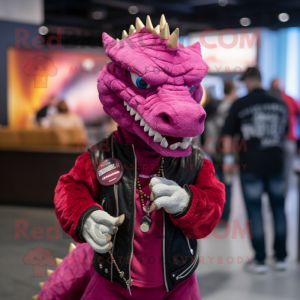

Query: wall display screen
[
  {"left": 7, "top": 47, "right": 108, "bottom": 128},
  {"left": 188, "top": 29, "right": 258, "bottom": 74}
]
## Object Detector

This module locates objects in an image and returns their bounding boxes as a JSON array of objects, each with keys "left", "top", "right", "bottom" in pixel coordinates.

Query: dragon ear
[
  {"left": 102, "top": 32, "right": 117, "bottom": 50},
  {"left": 186, "top": 42, "right": 201, "bottom": 54}
]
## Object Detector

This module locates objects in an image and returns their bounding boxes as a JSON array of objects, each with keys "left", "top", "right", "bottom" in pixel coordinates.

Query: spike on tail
[
  {"left": 56, "top": 258, "right": 63, "bottom": 266},
  {"left": 69, "top": 243, "right": 76, "bottom": 253},
  {"left": 34, "top": 243, "right": 77, "bottom": 299}
]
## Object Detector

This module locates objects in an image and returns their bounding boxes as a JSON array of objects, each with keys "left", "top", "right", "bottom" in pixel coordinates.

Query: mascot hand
[
  {"left": 82, "top": 210, "right": 125, "bottom": 253},
  {"left": 149, "top": 177, "right": 189, "bottom": 215}
]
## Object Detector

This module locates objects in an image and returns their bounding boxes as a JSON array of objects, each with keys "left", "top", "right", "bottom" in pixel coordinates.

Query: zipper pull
[
  {"left": 126, "top": 279, "right": 133, "bottom": 296},
  {"left": 127, "top": 284, "right": 132, "bottom": 296}
]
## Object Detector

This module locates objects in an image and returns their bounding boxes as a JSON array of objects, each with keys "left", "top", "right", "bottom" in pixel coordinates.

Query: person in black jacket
[{"left": 222, "top": 67, "right": 289, "bottom": 274}]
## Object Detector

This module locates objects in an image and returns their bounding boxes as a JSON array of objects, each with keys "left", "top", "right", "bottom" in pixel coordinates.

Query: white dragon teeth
[
  {"left": 170, "top": 142, "right": 181, "bottom": 150},
  {"left": 160, "top": 137, "right": 168, "bottom": 148},
  {"left": 135, "top": 113, "right": 142, "bottom": 121},
  {"left": 125, "top": 102, "right": 192, "bottom": 151},
  {"left": 140, "top": 119, "right": 146, "bottom": 126},
  {"left": 153, "top": 132, "right": 163, "bottom": 143},
  {"left": 148, "top": 128, "right": 156, "bottom": 137},
  {"left": 180, "top": 141, "right": 190, "bottom": 149},
  {"left": 130, "top": 108, "right": 137, "bottom": 116},
  {"left": 144, "top": 124, "right": 150, "bottom": 132},
  {"left": 183, "top": 137, "right": 193, "bottom": 143}
]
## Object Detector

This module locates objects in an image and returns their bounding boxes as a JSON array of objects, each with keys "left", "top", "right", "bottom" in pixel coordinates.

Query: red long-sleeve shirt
[
  {"left": 281, "top": 92, "right": 300, "bottom": 141},
  {"left": 54, "top": 151, "right": 225, "bottom": 242}
]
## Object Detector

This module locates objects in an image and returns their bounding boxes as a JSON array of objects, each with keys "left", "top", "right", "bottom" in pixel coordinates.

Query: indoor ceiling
[{"left": 44, "top": 0, "right": 300, "bottom": 46}]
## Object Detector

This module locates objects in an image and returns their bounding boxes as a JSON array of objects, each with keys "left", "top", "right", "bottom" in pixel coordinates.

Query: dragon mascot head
[{"left": 98, "top": 15, "right": 208, "bottom": 157}]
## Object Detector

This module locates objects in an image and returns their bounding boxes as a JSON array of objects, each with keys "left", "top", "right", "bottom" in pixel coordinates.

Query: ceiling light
[
  {"left": 38, "top": 26, "right": 48, "bottom": 35},
  {"left": 240, "top": 18, "right": 251, "bottom": 27},
  {"left": 92, "top": 11, "right": 105, "bottom": 20},
  {"left": 278, "top": 13, "right": 289, "bottom": 22},
  {"left": 128, "top": 6, "right": 139, "bottom": 14},
  {"left": 218, "top": 0, "right": 228, "bottom": 6}
]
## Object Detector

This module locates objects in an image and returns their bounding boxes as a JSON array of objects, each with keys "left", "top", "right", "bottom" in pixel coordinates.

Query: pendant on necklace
[
  {"left": 143, "top": 206, "right": 150, "bottom": 214},
  {"left": 140, "top": 215, "right": 152, "bottom": 233}
]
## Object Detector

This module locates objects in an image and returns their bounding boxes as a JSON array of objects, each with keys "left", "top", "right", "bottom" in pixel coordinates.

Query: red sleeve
[
  {"left": 54, "top": 152, "right": 102, "bottom": 243},
  {"left": 282, "top": 92, "right": 300, "bottom": 116},
  {"left": 170, "top": 158, "right": 225, "bottom": 239}
]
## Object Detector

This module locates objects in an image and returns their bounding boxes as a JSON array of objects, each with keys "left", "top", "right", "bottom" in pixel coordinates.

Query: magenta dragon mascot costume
[{"left": 35, "top": 15, "right": 225, "bottom": 300}]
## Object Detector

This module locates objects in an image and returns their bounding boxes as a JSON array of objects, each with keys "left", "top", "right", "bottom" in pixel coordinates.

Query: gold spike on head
[
  {"left": 146, "top": 15, "right": 154, "bottom": 32},
  {"left": 129, "top": 25, "right": 136, "bottom": 36},
  {"left": 39, "top": 282, "right": 45, "bottom": 288},
  {"left": 122, "top": 30, "right": 128, "bottom": 39},
  {"left": 69, "top": 243, "right": 76, "bottom": 253},
  {"left": 166, "top": 28, "right": 179, "bottom": 49},
  {"left": 152, "top": 25, "right": 160, "bottom": 35},
  {"left": 135, "top": 17, "right": 145, "bottom": 32},
  {"left": 32, "top": 295, "right": 39, "bottom": 300},
  {"left": 160, "top": 14, "right": 167, "bottom": 30},
  {"left": 160, "top": 23, "right": 170, "bottom": 40},
  {"left": 116, "top": 38, "right": 120, "bottom": 41},
  {"left": 56, "top": 258, "right": 63, "bottom": 266},
  {"left": 47, "top": 269, "right": 54, "bottom": 277}
]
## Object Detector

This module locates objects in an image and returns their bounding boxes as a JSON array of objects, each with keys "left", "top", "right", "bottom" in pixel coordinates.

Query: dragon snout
[
  {"left": 199, "top": 112, "right": 206, "bottom": 124},
  {"left": 154, "top": 102, "right": 206, "bottom": 136}
]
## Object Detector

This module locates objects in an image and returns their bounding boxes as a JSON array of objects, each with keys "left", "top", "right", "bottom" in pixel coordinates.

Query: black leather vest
[{"left": 88, "top": 134, "right": 204, "bottom": 292}]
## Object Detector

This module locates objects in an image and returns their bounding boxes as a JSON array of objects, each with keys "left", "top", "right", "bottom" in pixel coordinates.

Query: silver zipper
[
  {"left": 111, "top": 184, "right": 119, "bottom": 281},
  {"left": 161, "top": 158, "right": 169, "bottom": 292},
  {"left": 162, "top": 211, "right": 169, "bottom": 292},
  {"left": 111, "top": 138, "right": 119, "bottom": 282},
  {"left": 176, "top": 253, "right": 199, "bottom": 280},
  {"left": 186, "top": 236, "right": 194, "bottom": 255},
  {"left": 101, "top": 197, "right": 106, "bottom": 207},
  {"left": 181, "top": 229, "right": 194, "bottom": 255},
  {"left": 128, "top": 144, "right": 137, "bottom": 287}
]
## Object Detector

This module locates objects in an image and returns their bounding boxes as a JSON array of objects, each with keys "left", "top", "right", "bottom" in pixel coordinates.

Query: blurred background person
[
  {"left": 36, "top": 95, "right": 58, "bottom": 127},
  {"left": 269, "top": 78, "right": 300, "bottom": 194},
  {"left": 204, "top": 81, "right": 238, "bottom": 222},
  {"left": 197, "top": 89, "right": 220, "bottom": 152},
  {"left": 201, "top": 89, "right": 220, "bottom": 121},
  {"left": 49, "top": 100, "right": 84, "bottom": 129},
  {"left": 222, "top": 67, "right": 289, "bottom": 274}
]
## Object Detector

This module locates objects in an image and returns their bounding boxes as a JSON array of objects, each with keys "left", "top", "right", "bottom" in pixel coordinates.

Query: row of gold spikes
[
  {"left": 32, "top": 243, "right": 76, "bottom": 300},
  {"left": 117, "top": 14, "right": 179, "bottom": 49}
]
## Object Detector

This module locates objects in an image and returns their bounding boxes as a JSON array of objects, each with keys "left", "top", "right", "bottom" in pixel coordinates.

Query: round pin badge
[{"left": 97, "top": 158, "right": 124, "bottom": 186}]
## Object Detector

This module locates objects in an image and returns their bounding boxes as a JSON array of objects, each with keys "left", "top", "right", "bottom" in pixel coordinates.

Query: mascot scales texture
[{"left": 36, "top": 15, "right": 225, "bottom": 300}]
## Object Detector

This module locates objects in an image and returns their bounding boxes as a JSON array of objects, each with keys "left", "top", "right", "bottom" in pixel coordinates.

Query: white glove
[
  {"left": 149, "top": 177, "right": 190, "bottom": 215},
  {"left": 82, "top": 210, "right": 125, "bottom": 253}
]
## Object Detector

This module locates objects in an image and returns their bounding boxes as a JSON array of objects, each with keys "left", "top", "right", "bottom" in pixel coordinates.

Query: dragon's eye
[
  {"left": 131, "top": 73, "right": 151, "bottom": 89},
  {"left": 189, "top": 85, "right": 194, "bottom": 93}
]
